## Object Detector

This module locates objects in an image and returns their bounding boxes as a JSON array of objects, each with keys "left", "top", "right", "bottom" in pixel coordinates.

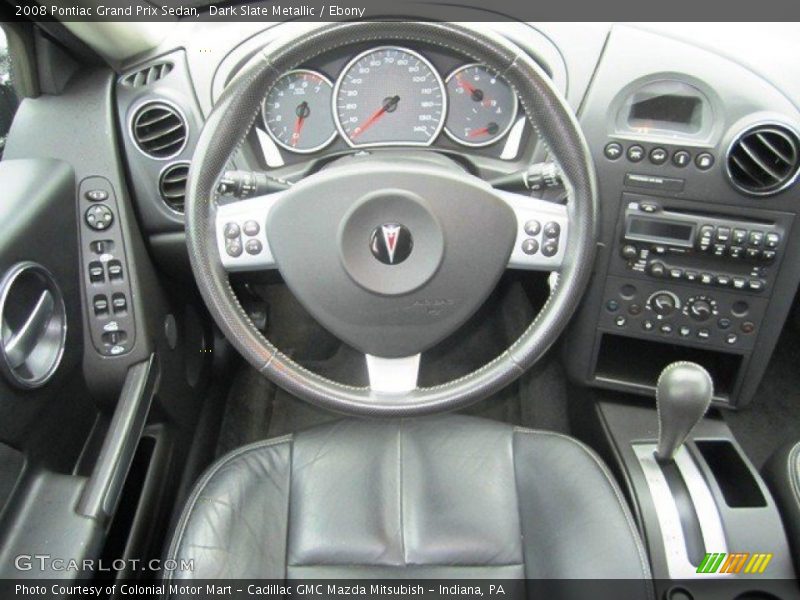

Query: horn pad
[{"left": 266, "top": 153, "right": 516, "bottom": 358}]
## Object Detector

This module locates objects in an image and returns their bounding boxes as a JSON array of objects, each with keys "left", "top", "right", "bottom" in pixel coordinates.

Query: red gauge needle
[
  {"left": 456, "top": 74, "right": 493, "bottom": 108},
  {"left": 468, "top": 122, "right": 500, "bottom": 138},
  {"left": 352, "top": 95, "right": 400, "bottom": 139},
  {"left": 291, "top": 101, "right": 310, "bottom": 147}
]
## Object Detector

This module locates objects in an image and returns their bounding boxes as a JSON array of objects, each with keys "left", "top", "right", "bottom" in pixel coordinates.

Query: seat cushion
[
  {"left": 763, "top": 441, "right": 800, "bottom": 571},
  {"left": 166, "top": 415, "right": 651, "bottom": 587}
]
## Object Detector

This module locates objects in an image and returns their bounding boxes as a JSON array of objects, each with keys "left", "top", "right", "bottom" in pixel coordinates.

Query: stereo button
[
  {"left": 748, "top": 231, "right": 764, "bottom": 246},
  {"left": 746, "top": 248, "right": 761, "bottom": 260},
  {"left": 695, "top": 153, "right": 715, "bottom": 170},
  {"left": 627, "top": 145, "right": 645, "bottom": 162},
  {"left": 715, "top": 275, "right": 731, "bottom": 287},
  {"left": 729, "top": 246, "right": 744, "bottom": 259},
  {"left": 716, "top": 227, "right": 731, "bottom": 242},
  {"left": 648, "top": 262, "right": 666, "bottom": 277},
  {"left": 762, "top": 250, "right": 776, "bottom": 262},
  {"left": 765, "top": 232, "right": 781, "bottom": 248},
  {"left": 649, "top": 147, "right": 668, "bottom": 165},
  {"left": 604, "top": 142, "right": 623, "bottom": 160},
  {"left": 732, "top": 277, "right": 747, "bottom": 290},
  {"left": 672, "top": 150, "right": 691, "bottom": 167},
  {"left": 732, "top": 229, "right": 748, "bottom": 244}
]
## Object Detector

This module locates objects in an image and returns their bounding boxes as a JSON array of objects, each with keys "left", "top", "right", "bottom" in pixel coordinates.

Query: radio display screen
[{"left": 628, "top": 218, "right": 694, "bottom": 242}]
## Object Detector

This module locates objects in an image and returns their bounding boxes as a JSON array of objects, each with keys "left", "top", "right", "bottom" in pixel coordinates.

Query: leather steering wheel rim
[{"left": 185, "top": 21, "right": 598, "bottom": 417}]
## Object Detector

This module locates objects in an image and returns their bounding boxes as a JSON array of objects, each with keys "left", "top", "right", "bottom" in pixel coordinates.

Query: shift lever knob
[{"left": 656, "top": 361, "right": 714, "bottom": 462}]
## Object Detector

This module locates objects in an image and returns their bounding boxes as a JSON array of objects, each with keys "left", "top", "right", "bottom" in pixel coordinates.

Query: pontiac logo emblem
[{"left": 370, "top": 223, "right": 413, "bottom": 265}]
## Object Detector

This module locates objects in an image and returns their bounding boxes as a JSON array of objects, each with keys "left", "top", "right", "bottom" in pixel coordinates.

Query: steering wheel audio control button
[
  {"left": 524, "top": 220, "right": 541, "bottom": 236},
  {"left": 226, "top": 238, "right": 243, "bottom": 257},
  {"left": 544, "top": 222, "right": 560, "bottom": 238},
  {"left": 224, "top": 222, "right": 241, "bottom": 239},
  {"left": 85, "top": 189, "right": 108, "bottom": 202},
  {"left": 243, "top": 220, "right": 260, "bottom": 236},
  {"left": 245, "top": 239, "right": 263, "bottom": 255},
  {"left": 521, "top": 239, "right": 539, "bottom": 255},
  {"left": 542, "top": 241, "right": 558, "bottom": 257}
]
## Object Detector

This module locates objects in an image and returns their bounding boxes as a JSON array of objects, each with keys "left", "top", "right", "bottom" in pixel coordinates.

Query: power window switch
[
  {"left": 107, "top": 260, "right": 123, "bottom": 281},
  {"left": 93, "top": 295, "right": 109, "bottom": 315},
  {"left": 111, "top": 293, "right": 127, "bottom": 314},
  {"left": 89, "top": 261, "right": 105, "bottom": 283},
  {"left": 102, "top": 330, "right": 127, "bottom": 346}
]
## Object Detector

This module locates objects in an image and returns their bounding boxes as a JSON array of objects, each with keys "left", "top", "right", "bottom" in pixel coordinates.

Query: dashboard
[{"left": 109, "top": 22, "right": 800, "bottom": 409}]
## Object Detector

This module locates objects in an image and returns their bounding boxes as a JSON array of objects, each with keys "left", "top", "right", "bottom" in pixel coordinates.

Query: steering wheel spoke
[
  {"left": 366, "top": 353, "right": 420, "bottom": 395},
  {"left": 498, "top": 189, "right": 568, "bottom": 272},
  {"left": 216, "top": 192, "right": 285, "bottom": 272}
]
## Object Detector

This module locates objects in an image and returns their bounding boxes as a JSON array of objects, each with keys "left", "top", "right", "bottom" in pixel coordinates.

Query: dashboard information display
[{"left": 333, "top": 46, "right": 446, "bottom": 147}]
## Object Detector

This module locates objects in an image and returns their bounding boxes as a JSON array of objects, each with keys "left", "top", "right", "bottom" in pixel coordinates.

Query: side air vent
[
  {"left": 727, "top": 124, "right": 800, "bottom": 196},
  {"left": 121, "top": 61, "right": 174, "bottom": 88},
  {"left": 131, "top": 102, "right": 187, "bottom": 159},
  {"left": 159, "top": 162, "right": 190, "bottom": 213}
]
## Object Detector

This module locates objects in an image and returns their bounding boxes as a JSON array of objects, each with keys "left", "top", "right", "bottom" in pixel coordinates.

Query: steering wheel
[{"left": 185, "top": 21, "right": 598, "bottom": 417}]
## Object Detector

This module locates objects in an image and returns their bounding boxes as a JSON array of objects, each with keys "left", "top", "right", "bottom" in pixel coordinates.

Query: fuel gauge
[{"left": 444, "top": 64, "right": 518, "bottom": 148}]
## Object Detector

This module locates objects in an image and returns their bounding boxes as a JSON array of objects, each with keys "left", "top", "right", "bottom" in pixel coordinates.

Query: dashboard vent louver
[
  {"left": 131, "top": 102, "right": 187, "bottom": 159},
  {"left": 727, "top": 124, "right": 800, "bottom": 196},
  {"left": 121, "top": 62, "right": 173, "bottom": 87},
  {"left": 159, "top": 162, "right": 190, "bottom": 213}
]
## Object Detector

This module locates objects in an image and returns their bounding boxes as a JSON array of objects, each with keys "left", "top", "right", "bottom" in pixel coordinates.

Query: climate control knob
[
  {"left": 685, "top": 296, "right": 717, "bottom": 322},
  {"left": 648, "top": 291, "right": 680, "bottom": 317}
]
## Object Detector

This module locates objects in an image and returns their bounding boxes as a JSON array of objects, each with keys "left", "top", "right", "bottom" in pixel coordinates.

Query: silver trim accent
[
  {"left": 725, "top": 121, "right": 800, "bottom": 197},
  {"left": 216, "top": 193, "right": 284, "bottom": 272},
  {"left": 157, "top": 160, "right": 190, "bottom": 216},
  {"left": 332, "top": 46, "right": 447, "bottom": 149},
  {"left": 366, "top": 353, "right": 420, "bottom": 394},
  {"left": 261, "top": 69, "right": 338, "bottom": 155},
  {"left": 443, "top": 63, "right": 519, "bottom": 148},
  {"left": 0, "top": 262, "right": 67, "bottom": 389},
  {"left": 634, "top": 443, "right": 729, "bottom": 580},
  {"left": 500, "top": 117, "right": 527, "bottom": 160},
  {"left": 498, "top": 190, "right": 568, "bottom": 271},
  {"left": 128, "top": 99, "right": 189, "bottom": 161}
]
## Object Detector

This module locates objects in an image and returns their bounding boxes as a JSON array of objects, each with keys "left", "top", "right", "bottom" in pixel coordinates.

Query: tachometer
[
  {"left": 444, "top": 64, "right": 518, "bottom": 147},
  {"left": 334, "top": 47, "right": 446, "bottom": 147},
  {"left": 262, "top": 69, "right": 337, "bottom": 154}
]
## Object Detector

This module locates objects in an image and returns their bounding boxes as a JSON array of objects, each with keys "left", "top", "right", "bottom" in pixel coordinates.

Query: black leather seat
[
  {"left": 764, "top": 441, "right": 800, "bottom": 572},
  {"left": 167, "top": 415, "right": 651, "bottom": 588}
]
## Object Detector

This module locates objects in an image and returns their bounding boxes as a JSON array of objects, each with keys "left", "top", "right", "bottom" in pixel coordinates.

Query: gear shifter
[{"left": 656, "top": 361, "right": 714, "bottom": 462}]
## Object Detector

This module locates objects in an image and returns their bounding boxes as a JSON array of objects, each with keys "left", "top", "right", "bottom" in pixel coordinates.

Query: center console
[{"left": 564, "top": 25, "right": 800, "bottom": 408}]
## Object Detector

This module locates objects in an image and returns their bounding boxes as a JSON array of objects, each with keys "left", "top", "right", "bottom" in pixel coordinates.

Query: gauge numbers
[
  {"left": 334, "top": 47, "right": 446, "bottom": 148},
  {"left": 262, "top": 69, "right": 337, "bottom": 154},
  {"left": 445, "top": 63, "right": 518, "bottom": 147}
]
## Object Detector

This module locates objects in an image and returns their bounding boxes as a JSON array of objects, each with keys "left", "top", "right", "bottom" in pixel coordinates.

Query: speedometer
[{"left": 334, "top": 47, "right": 446, "bottom": 147}]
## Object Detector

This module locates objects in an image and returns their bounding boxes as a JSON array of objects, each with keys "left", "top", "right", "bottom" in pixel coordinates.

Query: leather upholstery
[
  {"left": 764, "top": 441, "right": 800, "bottom": 571},
  {"left": 167, "top": 416, "right": 652, "bottom": 591}
]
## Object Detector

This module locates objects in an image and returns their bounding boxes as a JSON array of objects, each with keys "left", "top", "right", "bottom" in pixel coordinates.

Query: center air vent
[
  {"left": 159, "top": 162, "right": 190, "bottom": 213},
  {"left": 121, "top": 61, "right": 173, "bottom": 88},
  {"left": 131, "top": 102, "right": 187, "bottom": 159},
  {"left": 727, "top": 124, "right": 800, "bottom": 196}
]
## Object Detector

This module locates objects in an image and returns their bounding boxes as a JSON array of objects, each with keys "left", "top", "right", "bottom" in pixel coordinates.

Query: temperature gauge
[{"left": 444, "top": 63, "right": 518, "bottom": 147}]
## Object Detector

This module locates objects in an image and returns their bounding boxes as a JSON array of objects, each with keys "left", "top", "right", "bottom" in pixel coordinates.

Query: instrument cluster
[{"left": 261, "top": 45, "right": 519, "bottom": 155}]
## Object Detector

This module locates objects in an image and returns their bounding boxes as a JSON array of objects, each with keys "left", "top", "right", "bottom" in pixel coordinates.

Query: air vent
[
  {"left": 159, "top": 162, "right": 190, "bottom": 213},
  {"left": 727, "top": 124, "right": 800, "bottom": 196},
  {"left": 121, "top": 61, "right": 173, "bottom": 88},
  {"left": 131, "top": 102, "right": 187, "bottom": 159}
]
